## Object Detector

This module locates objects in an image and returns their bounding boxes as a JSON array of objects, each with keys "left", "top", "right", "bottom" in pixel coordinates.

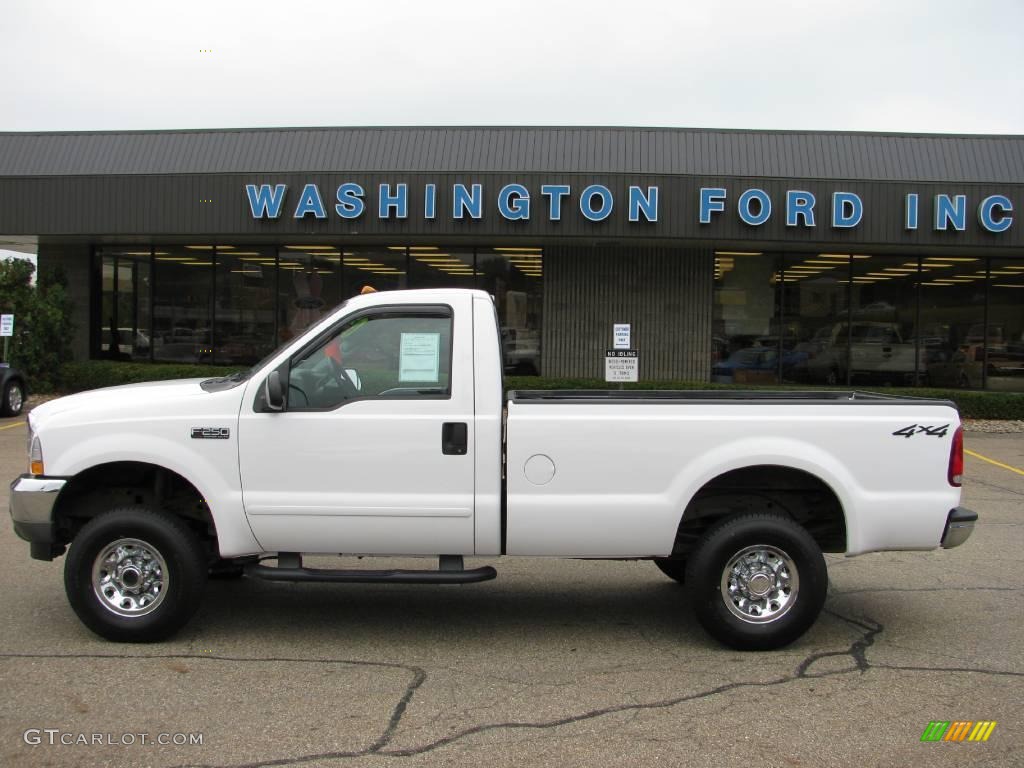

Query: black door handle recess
[{"left": 442, "top": 422, "right": 468, "bottom": 455}]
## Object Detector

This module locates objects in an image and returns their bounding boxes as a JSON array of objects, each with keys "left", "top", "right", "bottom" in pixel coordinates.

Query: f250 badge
[
  {"left": 893, "top": 424, "right": 949, "bottom": 439},
  {"left": 191, "top": 427, "right": 231, "bottom": 440}
]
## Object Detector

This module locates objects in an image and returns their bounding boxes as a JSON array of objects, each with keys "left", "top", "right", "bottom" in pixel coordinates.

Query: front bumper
[
  {"left": 9, "top": 474, "right": 67, "bottom": 560},
  {"left": 941, "top": 507, "right": 977, "bottom": 549}
]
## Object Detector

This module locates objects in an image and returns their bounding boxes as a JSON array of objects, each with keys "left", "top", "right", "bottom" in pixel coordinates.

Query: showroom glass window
[
  {"left": 95, "top": 242, "right": 545, "bottom": 375},
  {"left": 985, "top": 257, "right": 1024, "bottom": 392},
  {"left": 845, "top": 254, "right": 922, "bottom": 387},
  {"left": 97, "top": 247, "right": 152, "bottom": 361},
  {"left": 478, "top": 247, "right": 543, "bottom": 376},
  {"left": 917, "top": 255, "right": 987, "bottom": 389},
  {"left": 340, "top": 247, "right": 407, "bottom": 296},
  {"left": 213, "top": 247, "right": 278, "bottom": 365},
  {"left": 407, "top": 246, "right": 477, "bottom": 290},
  {"left": 779, "top": 254, "right": 850, "bottom": 386},
  {"left": 275, "top": 246, "right": 343, "bottom": 345},
  {"left": 152, "top": 246, "right": 214, "bottom": 363},
  {"left": 712, "top": 252, "right": 781, "bottom": 385}
]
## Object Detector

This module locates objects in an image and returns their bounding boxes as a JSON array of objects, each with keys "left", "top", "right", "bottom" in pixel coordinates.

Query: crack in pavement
[
  {"left": 4, "top": 604, "right": 1021, "bottom": 768},
  {"left": 871, "top": 663, "right": 1024, "bottom": 677},
  {"left": 0, "top": 652, "right": 425, "bottom": 765}
]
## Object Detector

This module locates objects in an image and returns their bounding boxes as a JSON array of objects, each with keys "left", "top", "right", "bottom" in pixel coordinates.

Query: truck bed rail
[{"left": 507, "top": 389, "right": 956, "bottom": 407}]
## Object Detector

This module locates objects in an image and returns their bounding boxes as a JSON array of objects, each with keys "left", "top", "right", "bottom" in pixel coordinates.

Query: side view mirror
[{"left": 264, "top": 370, "right": 285, "bottom": 411}]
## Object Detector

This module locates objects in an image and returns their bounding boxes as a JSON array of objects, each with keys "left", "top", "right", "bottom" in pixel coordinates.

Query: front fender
[{"left": 48, "top": 429, "right": 262, "bottom": 558}]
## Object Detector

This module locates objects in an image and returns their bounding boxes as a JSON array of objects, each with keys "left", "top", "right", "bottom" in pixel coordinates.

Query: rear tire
[
  {"left": 64, "top": 506, "right": 208, "bottom": 642},
  {"left": 685, "top": 513, "right": 827, "bottom": 651},
  {"left": 653, "top": 557, "right": 687, "bottom": 584}
]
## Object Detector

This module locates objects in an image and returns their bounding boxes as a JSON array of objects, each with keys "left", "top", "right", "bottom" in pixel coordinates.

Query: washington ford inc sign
[{"left": 245, "top": 182, "right": 1016, "bottom": 233}]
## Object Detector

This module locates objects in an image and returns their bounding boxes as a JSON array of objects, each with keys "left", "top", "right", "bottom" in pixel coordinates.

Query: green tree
[{"left": 0, "top": 257, "right": 74, "bottom": 392}]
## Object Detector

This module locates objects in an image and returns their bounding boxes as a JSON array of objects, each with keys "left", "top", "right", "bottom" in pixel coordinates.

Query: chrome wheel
[
  {"left": 91, "top": 538, "right": 168, "bottom": 617},
  {"left": 6, "top": 383, "right": 22, "bottom": 414},
  {"left": 720, "top": 545, "right": 799, "bottom": 624}
]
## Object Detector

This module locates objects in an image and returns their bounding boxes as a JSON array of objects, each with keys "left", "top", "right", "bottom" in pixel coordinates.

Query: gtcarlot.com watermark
[{"left": 24, "top": 728, "right": 203, "bottom": 747}]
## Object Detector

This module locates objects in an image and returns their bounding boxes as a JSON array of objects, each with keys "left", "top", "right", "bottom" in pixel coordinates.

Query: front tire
[
  {"left": 64, "top": 507, "right": 208, "bottom": 642},
  {"left": 686, "top": 513, "right": 827, "bottom": 651}
]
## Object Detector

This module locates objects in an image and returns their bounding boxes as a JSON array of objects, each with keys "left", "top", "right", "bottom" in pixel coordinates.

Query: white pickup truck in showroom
[{"left": 10, "top": 288, "right": 975, "bottom": 650}]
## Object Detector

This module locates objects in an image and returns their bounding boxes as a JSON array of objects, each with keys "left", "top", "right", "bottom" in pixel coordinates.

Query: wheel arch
[
  {"left": 52, "top": 461, "right": 219, "bottom": 557},
  {"left": 4, "top": 372, "right": 26, "bottom": 389},
  {"left": 671, "top": 463, "right": 849, "bottom": 557}
]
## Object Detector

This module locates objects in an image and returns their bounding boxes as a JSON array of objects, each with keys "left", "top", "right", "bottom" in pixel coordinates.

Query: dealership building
[{"left": 0, "top": 126, "right": 1022, "bottom": 389}]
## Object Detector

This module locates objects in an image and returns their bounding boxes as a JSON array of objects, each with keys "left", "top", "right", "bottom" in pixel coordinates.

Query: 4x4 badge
[{"left": 893, "top": 424, "right": 949, "bottom": 439}]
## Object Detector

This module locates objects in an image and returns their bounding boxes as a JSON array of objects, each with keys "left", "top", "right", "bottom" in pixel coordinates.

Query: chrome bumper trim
[
  {"left": 941, "top": 507, "right": 977, "bottom": 549},
  {"left": 9, "top": 474, "right": 67, "bottom": 526}
]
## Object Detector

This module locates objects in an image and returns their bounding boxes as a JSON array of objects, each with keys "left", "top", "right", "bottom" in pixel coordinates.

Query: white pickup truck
[{"left": 10, "top": 288, "right": 976, "bottom": 650}]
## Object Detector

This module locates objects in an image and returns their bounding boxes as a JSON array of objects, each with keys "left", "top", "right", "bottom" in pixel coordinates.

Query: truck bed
[{"left": 504, "top": 389, "right": 960, "bottom": 558}]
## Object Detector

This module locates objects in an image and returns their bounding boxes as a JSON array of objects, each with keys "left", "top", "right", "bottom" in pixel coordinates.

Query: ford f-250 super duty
[{"left": 9, "top": 288, "right": 976, "bottom": 650}]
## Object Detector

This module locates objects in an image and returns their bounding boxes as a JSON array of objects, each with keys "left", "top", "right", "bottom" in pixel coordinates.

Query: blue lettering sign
[
  {"left": 334, "top": 183, "right": 365, "bottom": 219},
  {"left": 978, "top": 195, "right": 1012, "bottom": 233},
  {"left": 293, "top": 183, "right": 327, "bottom": 219},
  {"left": 498, "top": 184, "right": 531, "bottom": 220},
  {"left": 934, "top": 194, "right": 967, "bottom": 231},
  {"left": 785, "top": 190, "right": 815, "bottom": 227},
  {"left": 378, "top": 183, "right": 408, "bottom": 219},
  {"left": 832, "top": 192, "right": 863, "bottom": 228},
  {"left": 738, "top": 189, "right": 771, "bottom": 226},
  {"left": 246, "top": 184, "right": 287, "bottom": 219},
  {"left": 541, "top": 184, "right": 571, "bottom": 220},
  {"left": 628, "top": 186, "right": 658, "bottom": 222},
  {"left": 700, "top": 188, "right": 727, "bottom": 224},
  {"left": 453, "top": 183, "right": 483, "bottom": 219},
  {"left": 424, "top": 183, "right": 437, "bottom": 219},
  {"left": 905, "top": 193, "right": 919, "bottom": 230},
  {"left": 580, "top": 185, "right": 613, "bottom": 221},
  {"left": 245, "top": 181, "right": 1014, "bottom": 235}
]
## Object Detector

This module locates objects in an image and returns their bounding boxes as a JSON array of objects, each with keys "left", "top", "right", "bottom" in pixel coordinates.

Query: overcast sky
[{"left": 2, "top": 0, "right": 1021, "bottom": 136}]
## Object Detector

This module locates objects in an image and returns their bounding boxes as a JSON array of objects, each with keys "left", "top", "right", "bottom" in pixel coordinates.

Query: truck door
[{"left": 237, "top": 296, "right": 475, "bottom": 555}]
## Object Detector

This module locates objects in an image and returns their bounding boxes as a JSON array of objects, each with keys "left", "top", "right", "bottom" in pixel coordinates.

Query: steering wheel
[{"left": 327, "top": 356, "right": 360, "bottom": 400}]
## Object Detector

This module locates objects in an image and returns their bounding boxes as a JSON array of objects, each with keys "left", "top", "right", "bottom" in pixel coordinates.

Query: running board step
[{"left": 245, "top": 554, "right": 496, "bottom": 584}]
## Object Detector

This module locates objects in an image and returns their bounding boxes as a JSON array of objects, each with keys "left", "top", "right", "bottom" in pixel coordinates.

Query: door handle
[{"left": 442, "top": 422, "right": 468, "bottom": 455}]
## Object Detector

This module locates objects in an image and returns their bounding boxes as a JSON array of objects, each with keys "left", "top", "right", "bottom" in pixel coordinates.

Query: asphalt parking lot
[{"left": 0, "top": 412, "right": 1021, "bottom": 768}]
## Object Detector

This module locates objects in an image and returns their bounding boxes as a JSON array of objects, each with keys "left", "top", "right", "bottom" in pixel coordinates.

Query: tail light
[{"left": 948, "top": 426, "right": 963, "bottom": 487}]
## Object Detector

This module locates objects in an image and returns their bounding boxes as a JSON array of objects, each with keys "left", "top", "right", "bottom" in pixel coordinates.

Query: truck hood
[{"left": 30, "top": 378, "right": 217, "bottom": 428}]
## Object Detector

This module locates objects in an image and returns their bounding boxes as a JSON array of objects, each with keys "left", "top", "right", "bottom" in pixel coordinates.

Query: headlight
[{"left": 28, "top": 425, "right": 44, "bottom": 476}]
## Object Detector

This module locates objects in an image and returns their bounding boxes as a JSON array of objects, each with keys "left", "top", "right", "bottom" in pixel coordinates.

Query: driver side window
[{"left": 287, "top": 309, "right": 453, "bottom": 410}]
